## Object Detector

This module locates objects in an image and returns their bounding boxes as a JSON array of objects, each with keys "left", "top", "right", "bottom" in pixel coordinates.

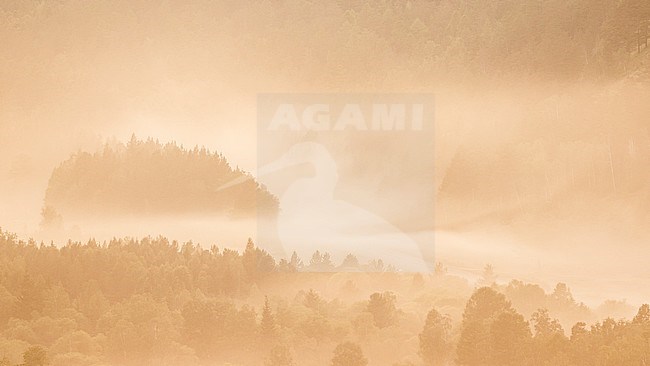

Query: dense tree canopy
[
  {"left": 43, "top": 136, "right": 278, "bottom": 219},
  {"left": 0, "top": 229, "right": 647, "bottom": 365}
]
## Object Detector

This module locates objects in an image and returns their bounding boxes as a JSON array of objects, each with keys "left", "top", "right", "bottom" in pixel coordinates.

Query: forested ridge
[
  {"left": 0, "top": 229, "right": 647, "bottom": 366},
  {"left": 2, "top": 0, "right": 650, "bottom": 95},
  {"left": 42, "top": 137, "right": 278, "bottom": 221}
]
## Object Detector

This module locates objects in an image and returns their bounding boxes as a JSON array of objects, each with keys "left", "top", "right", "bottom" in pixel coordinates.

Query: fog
[
  {"left": 1, "top": 1, "right": 650, "bottom": 364},
  {"left": 3, "top": 82, "right": 648, "bottom": 306}
]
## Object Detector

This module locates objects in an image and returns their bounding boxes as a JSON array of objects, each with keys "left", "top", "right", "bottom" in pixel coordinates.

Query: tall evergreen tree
[
  {"left": 419, "top": 308, "right": 452, "bottom": 366},
  {"left": 261, "top": 296, "right": 277, "bottom": 338}
]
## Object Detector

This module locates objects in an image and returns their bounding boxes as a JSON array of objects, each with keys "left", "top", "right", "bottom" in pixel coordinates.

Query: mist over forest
[{"left": 1, "top": 0, "right": 650, "bottom": 365}]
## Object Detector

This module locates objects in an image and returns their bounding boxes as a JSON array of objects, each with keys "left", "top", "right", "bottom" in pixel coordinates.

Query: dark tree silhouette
[
  {"left": 331, "top": 342, "right": 367, "bottom": 366},
  {"left": 419, "top": 308, "right": 452, "bottom": 366}
]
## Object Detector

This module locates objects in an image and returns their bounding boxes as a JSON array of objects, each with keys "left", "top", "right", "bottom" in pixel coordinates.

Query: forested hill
[
  {"left": 43, "top": 137, "right": 278, "bottom": 220},
  {"left": 2, "top": 0, "right": 650, "bottom": 99}
]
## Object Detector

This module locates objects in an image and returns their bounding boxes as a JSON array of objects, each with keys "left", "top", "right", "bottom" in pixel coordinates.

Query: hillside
[{"left": 42, "top": 137, "right": 278, "bottom": 221}]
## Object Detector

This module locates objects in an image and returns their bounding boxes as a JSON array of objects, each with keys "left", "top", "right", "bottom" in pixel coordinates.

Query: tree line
[
  {"left": 0, "top": 228, "right": 646, "bottom": 365},
  {"left": 43, "top": 136, "right": 278, "bottom": 224}
]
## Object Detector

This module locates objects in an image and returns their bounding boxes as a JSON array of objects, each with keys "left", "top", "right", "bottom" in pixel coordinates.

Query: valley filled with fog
[{"left": 1, "top": 1, "right": 650, "bottom": 365}]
